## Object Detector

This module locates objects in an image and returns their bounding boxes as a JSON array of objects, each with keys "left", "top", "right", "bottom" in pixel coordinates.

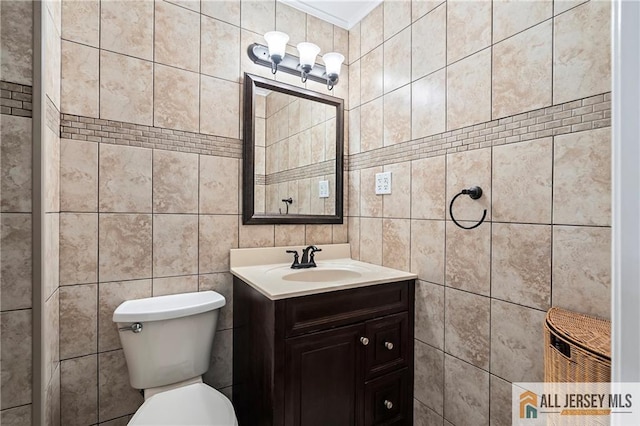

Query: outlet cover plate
[
  {"left": 375, "top": 172, "right": 392, "bottom": 195},
  {"left": 319, "top": 180, "right": 330, "bottom": 198}
]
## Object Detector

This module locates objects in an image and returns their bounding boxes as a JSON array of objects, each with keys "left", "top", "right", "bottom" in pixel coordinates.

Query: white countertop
[{"left": 230, "top": 244, "right": 417, "bottom": 300}]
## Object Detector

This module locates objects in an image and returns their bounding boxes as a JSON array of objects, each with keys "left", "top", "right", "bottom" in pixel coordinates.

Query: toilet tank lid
[{"left": 112, "top": 291, "right": 226, "bottom": 323}]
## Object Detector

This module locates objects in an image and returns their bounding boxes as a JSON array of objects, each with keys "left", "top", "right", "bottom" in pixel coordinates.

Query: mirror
[{"left": 243, "top": 73, "right": 344, "bottom": 224}]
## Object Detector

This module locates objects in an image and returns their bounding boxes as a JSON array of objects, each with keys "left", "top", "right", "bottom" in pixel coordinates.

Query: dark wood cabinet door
[{"left": 285, "top": 323, "right": 366, "bottom": 426}]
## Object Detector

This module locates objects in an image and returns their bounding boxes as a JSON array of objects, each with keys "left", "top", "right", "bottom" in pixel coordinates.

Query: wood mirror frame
[{"left": 242, "top": 73, "right": 344, "bottom": 225}]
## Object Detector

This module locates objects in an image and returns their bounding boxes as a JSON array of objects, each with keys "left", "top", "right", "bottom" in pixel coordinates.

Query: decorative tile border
[
  {"left": 60, "top": 114, "right": 243, "bottom": 159},
  {"left": 265, "top": 159, "right": 335, "bottom": 185},
  {"left": 349, "top": 92, "right": 611, "bottom": 171},
  {"left": 0, "top": 81, "right": 33, "bottom": 117}
]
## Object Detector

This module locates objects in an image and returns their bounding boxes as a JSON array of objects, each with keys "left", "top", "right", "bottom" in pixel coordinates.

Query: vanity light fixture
[{"left": 247, "top": 31, "right": 344, "bottom": 91}]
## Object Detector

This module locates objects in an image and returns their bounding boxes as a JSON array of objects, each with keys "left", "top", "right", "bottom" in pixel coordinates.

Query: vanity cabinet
[{"left": 232, "top": 278, "right": 415, "bottom": 426}]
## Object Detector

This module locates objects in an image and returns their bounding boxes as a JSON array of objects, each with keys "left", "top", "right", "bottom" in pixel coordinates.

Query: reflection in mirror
[{"left": 243, "top": 73, "right": 344, "bottom": 224}]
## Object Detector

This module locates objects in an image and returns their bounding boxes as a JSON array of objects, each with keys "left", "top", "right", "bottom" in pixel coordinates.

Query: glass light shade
[
  {"left": 323, "top": 52, "right": 345, "bottom": 77},
  {"left": 297, "top": 42, "right": 321, "bottom": 71},
  {"left": 264, "top": 31, "right": 289, "bottom": 62}
]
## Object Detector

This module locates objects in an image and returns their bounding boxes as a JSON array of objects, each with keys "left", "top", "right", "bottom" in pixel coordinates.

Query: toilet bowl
[{"left": 113, "top": 291, "right": 238, "bottom": 425}]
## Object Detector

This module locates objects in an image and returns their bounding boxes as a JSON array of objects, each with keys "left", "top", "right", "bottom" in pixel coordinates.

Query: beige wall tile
[
  {"left": 99, "top": 144, "right": 152, "bottom": 213},
  {"left": 445, "top": 221, "right": 490, "bottom": 296},
  {"left": 348, "top": 217, "right": 360, "bottom": 260},
  {"left": 554, "top": 0, "right": 588, "bottom": 15},
  {"left": 1, "top": 214, "right": 32, "bottom": 311},
  {"left": 446, "top": 147, "right": 491, "bottom": 221},
  {"left": 414, "top": 340, "right": 444, "bottom": 414},
  {"left": 553, "top": 128, "right": 611, "bottom": 226},
  {"left": 444, "top": 354, "right": 489, "bottom": 426},
  {"left": 383, "top": 162, "right": 411, "bottom": 218},
  {"left": 410, "top": 220, "right": 445, "bottom": 285},
  {"left": 199, "top": 273, "right": 233, "bottom": 331},
  {"left": 492, "top": 138, "right": 552, "bottom": 223},
  {"left": 445, "top": 287, "right": 490, "bottom": 369},
  {"left": 44, "top": 10, "right": 61, "bottom": 107},
  {"left": 153, "top": 150, "right": 199, "bottom": 213},
  {"left": 100, "top": 1, "right": 153, "bottom": 60},
  {"left": 200, "top": 156, "right": 239, "bottom": 214},
  {"left": 492, "top": 223, "right": 551, "bottom": 310},
  {"left": 98, "top": 280, "right": 151, "bottom": 352},
  {"left": 200, "top": 75, "right": 240, "bottom": 138},
  {"left": 411, "top": 156, "right": 445, "bottom": 220},
  {"left": 349, "top": 22, "right": 361, "bottom": 63},
  {"left": 61, "top": 355, "right": 97, "bottom": 426},
  {"left": 414, "top": 399, "right": 443, "bottom": 426},
  {"left": 384, "top": 1, "right": 411, "bottom": 41},
  {"left": 446, "top": 0, "right": 491, "bottom": 64},
  {"left": 275, "top": 224, "right": 306, "bottom": 247},
  {"left": 98, "top": 415, "right": 132, "bottom": 426},
  {"left": 153, "top": 214, "right": 198, "bottom": 277},
  {"left": 553, "top": 0, "right": 611, "bottom": 104},
  {"left": 202, "top": 0, "right": 240, "bottom": 25},
  {"left": 492, "top": 21, "right": 552, "bottom": 119},
  {"left": 384, "top": 28, "right": 411, "bottom": 93},
  {"left": 60, "top": 139, "right": 98, "bottom": 212},
  {"left": 154, "top": 65, "right": 200, "bottom": 132},
  {"left": 411, "top": 3, "right": 446, "bottom": 81},
  {"left": 61, "top": 41, "right": 99, "bottom": 117},
  {"left": 360, "top": 98, "right": 383, "bottom": 152},
  {"left": 382, "top": 219, "right": 410, "bottom": 271},
  {"left": 1, "top": 115, "right": 31, "bottom": 212},
  {"left": 59, "top": 284, "right": 97, "bottom": 360},
  {"left": 200, "top": 215, "right": 238, "bottom": 272},
  {"left": 60, "top": 213, "right": 98, "bottom": 285},
  {"left": 491, "top": 300, "right": 545, "bottom": 383},
  {"left": 98, "top": 350, "right": 144, "bottom": 422},
  {"left": 203, "top": 329, "right": 232, "bottom": 389},
  {"left": 44, "top": 127, "right": 60, "bottom": 213},
  {"left": 360, "top": 46, "right": 383, "bottom": 104},
  {"left": 415, "top": 280, "right": 444, "bottom": 349},
  {"left": 306, "top": 224, "right": 333, "bottom": 245},
  {"left": 166, "top": 0, "right": 200, "bottom": 13},
  {"left": 490, "top": 375, "right": 512, "bottom": 426},
  {"left": 412, "top": 70, "right": 446, "bottom": 139},
  {"left": 43, "top": 290, "right": 60, "bottom": 386},
  {"left": 334, "top": 26, "right": 350, "bottom": 64},
  {"left": 100, "top": 51, "right": 153, "bottom": 126},
  {"left": 62, "top": 0, "right": 100, "bottom": 46},
  {"left": 333, "top": 222, "right": 348, "bottom": 244},
  {"left": 361, "top": 3, "right": 383, "bottom": 55},
  {"left": 44, "top": 362, "right": 60, "bottom": 426},
  {"left": 240, "top": 30, "right": 274, "bottom": 80},
  {"left": 360, "top": 217, "right": 382, "bottom": 265},
  {"left": 383, "top": 85, "right": 412, "bottom": 146},
  {"left": 349, "top": 60, "right": 361, "bottom": 109},
  {"left": 0, "top": 309, "right": 32, "bottom": 409},
  {"left": 43, "top": 213, "right": 60, "bottom": 300},
  {"left": 552, "top": 226, "right": 611, "bottom": 319},
  {"left": 155, "top": 1, "right": 200, "bottom": 72},
  {"left": 276, "top": 3, "right": 306, "bottom": 46},
  {"left": 152, "top": 275, "right": 198, "bottom": 297},
  {"left": 412, "top": 0, "right": 444, "bottom": 22},
  {"left": 241, "top": 0, "right": 275, "bottom": 35},
  {"left": 307, "top": 15, "right": 333, "bottom": 55},
  {"left": 1, "top": 0, "right": 33, "bottom": 85},
  {"left": 0, "top": 404, "right": 32, "bottom": 425},
  {"left": 98, "top": 214, "right": 152, "bottom": 282},
  {"left": 348, "top": 170, "right": 360, "bottom": 216},
  {"left": 201, "top": 16, "right": 240, "bottom": 82},
  {"left": 493, "top": 0, "right": 552, "bottom": 43},
  {"left": 360, "top": 167, "right": 383, "bottom": 217},
  {"left": 447, "top": 49, "right": 492, "bottom": 130}
]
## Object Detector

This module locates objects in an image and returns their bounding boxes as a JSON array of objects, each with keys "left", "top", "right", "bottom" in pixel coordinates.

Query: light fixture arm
[{"left": 247, "top": 43, "right": 339, "bottom": 87}]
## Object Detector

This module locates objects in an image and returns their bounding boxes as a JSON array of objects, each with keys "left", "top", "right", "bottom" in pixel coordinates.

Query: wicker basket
[{"left": 544, "top": 307, "right": 611, "bottom": 383}]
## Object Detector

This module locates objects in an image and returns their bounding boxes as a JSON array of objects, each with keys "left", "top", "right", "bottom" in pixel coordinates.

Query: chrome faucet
[{"left": 286, "top": 245, "right": 322, "bottom": 269}]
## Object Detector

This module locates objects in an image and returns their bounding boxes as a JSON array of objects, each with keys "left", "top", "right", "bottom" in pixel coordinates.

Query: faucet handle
[{"left": 286, "top": 250, "right": 299, "bottom": 268}]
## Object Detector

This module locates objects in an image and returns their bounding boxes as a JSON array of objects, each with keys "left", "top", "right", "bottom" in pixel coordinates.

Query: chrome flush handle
[{"left": 119, "top": 322, "right": 143, "bottom": 333}]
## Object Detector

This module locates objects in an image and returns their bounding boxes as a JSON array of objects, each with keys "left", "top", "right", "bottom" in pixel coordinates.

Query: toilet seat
[{"left": 129, "top": 383, "right": 238, "bottom": 425}]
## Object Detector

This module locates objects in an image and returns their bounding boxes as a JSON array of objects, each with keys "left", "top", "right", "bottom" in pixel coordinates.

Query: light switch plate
[
  {"left": 318, "top": 180, "right": 330, "bottom": 198},
  {"left": 375, "top": 172, "right": 392, "bottom": 195}
]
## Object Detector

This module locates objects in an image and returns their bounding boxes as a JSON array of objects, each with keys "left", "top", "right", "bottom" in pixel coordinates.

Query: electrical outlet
[
  {"left": 318, "top": 180, "right": 330, "bottom": 198},
  {"left": 375, "top": 172, "right": 392, "bottom": 195}
]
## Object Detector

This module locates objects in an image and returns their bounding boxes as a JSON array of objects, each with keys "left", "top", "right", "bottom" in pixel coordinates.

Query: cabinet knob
[
  {"left": 383, "top": 400, "right": 393, "bottom": 410},
  {"left": 360, "top": 337, "right": 369, "bottom": 346},
  {"left": 384, "top": 341, "right": 394, "bottom": 350}
]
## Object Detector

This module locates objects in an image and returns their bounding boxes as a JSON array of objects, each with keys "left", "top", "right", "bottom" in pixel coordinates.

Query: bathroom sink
[{"left": 281, "top": 268, "right": 363, "bottom": 282}]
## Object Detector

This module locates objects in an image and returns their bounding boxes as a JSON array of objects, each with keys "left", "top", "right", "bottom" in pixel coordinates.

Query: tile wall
[
  {"left": 57, "top": 1, "right": 349, "bottom": 424},
  {"left": 346, "top": 1, "right": 611, "bottom": 425}
]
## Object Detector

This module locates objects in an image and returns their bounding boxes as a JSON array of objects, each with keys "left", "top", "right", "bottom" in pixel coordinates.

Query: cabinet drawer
[
  {"left": 364, "top": 369, "right": 410, "bottom": 425},
  {"left": 364, "top": 313, "right": 409, "bottom": 380},
  {"left": 284, "top": 281, "right": 410, "bottom": 338}
]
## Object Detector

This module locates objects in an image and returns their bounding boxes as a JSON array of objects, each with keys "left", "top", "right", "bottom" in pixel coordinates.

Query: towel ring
[{"left": 449, "top": 186, "right": 487, "bottom": 230}]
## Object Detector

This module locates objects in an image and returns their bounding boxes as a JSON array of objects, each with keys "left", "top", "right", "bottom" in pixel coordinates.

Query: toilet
[{"left": 112, "top": 291, "right": 238, "bottom": 425}]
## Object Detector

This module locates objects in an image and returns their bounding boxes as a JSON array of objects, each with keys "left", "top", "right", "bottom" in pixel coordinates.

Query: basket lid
[{"left": 546, "top": 307, "right": 611, "bottom": 359}]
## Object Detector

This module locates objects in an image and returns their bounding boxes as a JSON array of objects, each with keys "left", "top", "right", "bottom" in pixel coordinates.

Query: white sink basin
[{"left": 281, "top": 268, "right": 363, "bottom": 282}]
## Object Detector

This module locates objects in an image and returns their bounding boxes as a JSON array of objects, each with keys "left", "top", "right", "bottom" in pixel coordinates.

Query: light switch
[
  {"left": 375, "top": 172, "right": 392, "bottom": 195},
  {"left": 319, "top": 180, "right": 330, "bottom": 198}
]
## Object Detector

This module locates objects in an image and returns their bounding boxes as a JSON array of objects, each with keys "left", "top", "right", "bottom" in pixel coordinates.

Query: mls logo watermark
[{"left": 512, "top": 382, "right": 640, "bottom": 425}]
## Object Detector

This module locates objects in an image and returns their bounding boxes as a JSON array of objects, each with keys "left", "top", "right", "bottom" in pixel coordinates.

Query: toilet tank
[{"left": 113, "top": 291, "right": 226, "bottom": 390}]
